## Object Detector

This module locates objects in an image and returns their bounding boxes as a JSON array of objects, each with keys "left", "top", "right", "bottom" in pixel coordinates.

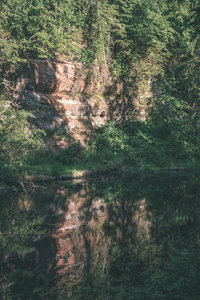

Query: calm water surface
[{"left": 1, "top": 172, "right": 200, "bottom": 299}]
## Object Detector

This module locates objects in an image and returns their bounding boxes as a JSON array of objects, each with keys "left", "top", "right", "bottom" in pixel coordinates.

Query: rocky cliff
[
  {"left": 7, "top": 59, "right": 110, "bottom": 147},
  {"left": 5, "top": 58, "right": 152, "bottom": 148}
]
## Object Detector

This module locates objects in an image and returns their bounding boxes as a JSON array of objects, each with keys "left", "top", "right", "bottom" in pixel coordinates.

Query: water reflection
[{"left": 1, "top": 173, "right": 200, "bottom": 299}]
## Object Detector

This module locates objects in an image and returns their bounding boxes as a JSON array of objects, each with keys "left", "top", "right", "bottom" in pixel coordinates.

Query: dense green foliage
[
  {"left": 1, "top": 0, "right": 200, "bottom": 75},
  {"left": 1, "top": 0, "right": 200, "bottom": 180},
  {"left": 0, "top": 0, "right": 82, "bottom": 62},
  {"left": 1, "top": 3, "right": 200, "bottom": 299},
  {"left": 80, "top": 98, "right": 200, "bottom": 169},
  {"left": 0, "top": 85, "right": 45, "bottom": 184}
]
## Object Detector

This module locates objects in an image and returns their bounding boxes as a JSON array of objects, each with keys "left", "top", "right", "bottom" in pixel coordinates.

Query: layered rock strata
[
  {"left": 5, "top": 58, "right": 152, "bottom": 147},
  {"left": 11, "top": 59, "right": 109, "bottom": 146}
]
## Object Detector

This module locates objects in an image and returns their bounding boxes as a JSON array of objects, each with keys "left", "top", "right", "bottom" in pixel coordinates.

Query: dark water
[{"left": 1, "top": 172, "right": 200, "bottom": 300}]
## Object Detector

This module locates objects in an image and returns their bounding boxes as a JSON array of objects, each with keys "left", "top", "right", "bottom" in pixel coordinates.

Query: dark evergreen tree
[{"left": 0, "top": 0, "right": 82, "bottom": 61}]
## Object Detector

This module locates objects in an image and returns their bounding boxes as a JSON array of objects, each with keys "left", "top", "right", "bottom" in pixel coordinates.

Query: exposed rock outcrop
[
  {"left": 8, "top": 59, "right": 110, "bottom": 146},
  {"left": 4, "top": 58, "right": 152, "bottom": 147}
]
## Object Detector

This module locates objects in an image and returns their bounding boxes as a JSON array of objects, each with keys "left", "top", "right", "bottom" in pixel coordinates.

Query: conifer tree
[{"left": 0, "top": 0, "right": 81, "bottom": 62}]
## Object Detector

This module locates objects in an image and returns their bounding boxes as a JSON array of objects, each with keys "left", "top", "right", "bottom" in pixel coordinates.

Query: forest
[
  {"left": 1, "top": 1, "right": 200, "bottom": 299},
  {"left": 0, "top": 0, "right": 200, "bottom": 184}
]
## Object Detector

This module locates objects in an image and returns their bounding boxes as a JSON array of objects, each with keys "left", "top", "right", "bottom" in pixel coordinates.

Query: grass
[
  {"left": 24, "top": 149, "right": 200, "bottom": 179},
  {"left": 18, "top": 117, "right": 200, "bottom": 179},
  {"left": 25, "top": 151, "right": 122, "bottom": 177}
]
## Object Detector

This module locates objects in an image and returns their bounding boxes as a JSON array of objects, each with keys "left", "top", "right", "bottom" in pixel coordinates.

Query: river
[{"left": 1, "top": 172, "right": 200, "bottom": 299}]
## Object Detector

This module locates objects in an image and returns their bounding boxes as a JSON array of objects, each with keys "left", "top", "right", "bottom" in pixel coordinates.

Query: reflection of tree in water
[
  {"left": 0, "top": 195, "right": 48, "bottom": 299},
  {"left": 1, "top": 173, "right": 200, "bottom": 299},
  {"left": 103, "top": 174, "right": 200, "bottom": 300},
  {"left": 74, "top": 174, "right": 200, "bottom": 300}
]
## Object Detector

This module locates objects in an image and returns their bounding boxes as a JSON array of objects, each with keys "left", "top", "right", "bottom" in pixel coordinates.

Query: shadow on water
[{"left": 1, "top": 172, "right": 200, "bottom": 299}]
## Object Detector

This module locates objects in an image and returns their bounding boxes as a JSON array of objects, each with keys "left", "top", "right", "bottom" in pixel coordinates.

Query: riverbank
[
  {"left": 1, "top": 156, "right": 200, "bottom": 195},
  {"left": 0, "top": 162, "right": 197, "bottom": 193},
  {"left": 25, "top": 157, "right": 200, "bottom": 181}
]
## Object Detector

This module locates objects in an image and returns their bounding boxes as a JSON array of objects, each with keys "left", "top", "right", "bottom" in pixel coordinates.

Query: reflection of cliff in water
[{"left": 1, "top": 173, "right": 200, "bottom": 299}]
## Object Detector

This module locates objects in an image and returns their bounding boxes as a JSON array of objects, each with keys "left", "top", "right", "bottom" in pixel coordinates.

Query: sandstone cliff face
[
  {"left": 6, "top": 58, "right": 152, "bottom": 147},
  {"left": 11, "top": 59, "right": 110, "bottom": 146}
]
